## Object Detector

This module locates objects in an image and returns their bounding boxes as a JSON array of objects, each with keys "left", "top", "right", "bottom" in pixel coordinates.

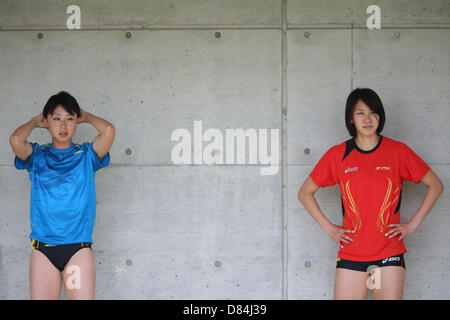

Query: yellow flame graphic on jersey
[
  {"left": 341, "top": 178, "right": 401, "bottom": 236},
  {"left": 377, "top": 178, "right": 401, "bottom": 234},
  {"left": 341, "top": 179, "right": 362, "bottom": 233}
]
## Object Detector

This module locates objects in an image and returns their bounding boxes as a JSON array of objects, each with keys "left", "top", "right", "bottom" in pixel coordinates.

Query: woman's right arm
[
  {"left": 298, "top": 177, "right": 354, "bottom": 248},
  {"left": 9, "top": 114, "right": 46, "bottom": 161}
]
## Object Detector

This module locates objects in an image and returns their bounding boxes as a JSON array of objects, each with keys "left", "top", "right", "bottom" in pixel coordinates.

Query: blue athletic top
[{"left": 14, "top": 142, "right": 110, "bottom": 245}]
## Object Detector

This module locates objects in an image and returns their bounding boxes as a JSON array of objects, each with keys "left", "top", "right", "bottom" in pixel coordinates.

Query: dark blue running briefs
[
  {"left": 31, "top": 238, "right": 92, "bottom": 272},
  {"left": 336, "top": 253, "right": 405, "bottom": 272}
]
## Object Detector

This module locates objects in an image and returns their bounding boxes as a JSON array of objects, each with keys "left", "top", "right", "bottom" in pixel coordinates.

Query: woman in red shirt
[{"left": 298, "top": 88, "right": 444, "bottom": 300}]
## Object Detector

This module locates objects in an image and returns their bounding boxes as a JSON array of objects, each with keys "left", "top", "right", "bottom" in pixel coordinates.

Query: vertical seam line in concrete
[
  {"left": 281, "top": 0, "right": 288, "bottom": 300},
  {"left": 351, "top": 23, "right": 354, "bottom": 90}
]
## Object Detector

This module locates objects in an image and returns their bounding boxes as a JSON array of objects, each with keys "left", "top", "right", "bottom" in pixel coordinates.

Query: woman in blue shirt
[{"left": 9, "top": 91, "right": 115, "bottom": 300}]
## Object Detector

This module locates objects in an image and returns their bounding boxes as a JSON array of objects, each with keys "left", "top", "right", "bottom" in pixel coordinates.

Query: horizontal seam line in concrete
[
  {"left": 288, "top": 24, "right": 450, "bottom": 29},
  {"left": 0, "top": 24, "right": 281, "bottom": 31},
  {"left": 1, "top": 24, "right": 450, "bottom": 31}
]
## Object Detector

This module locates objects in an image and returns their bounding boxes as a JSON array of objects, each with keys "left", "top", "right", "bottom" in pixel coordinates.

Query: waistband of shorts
[{"left": 30, "top": 238, "right": 92, "bottom": 250}]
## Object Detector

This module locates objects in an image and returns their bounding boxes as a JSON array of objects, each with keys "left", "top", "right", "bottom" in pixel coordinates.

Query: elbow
[
  {"left": 298, "top": 189, "right": 303, "bottom": 204},
  {"left": 104, "top": 124, "right": 116, "bottom": 138},
  {"left": 429, "top": 179, "right": 445, "bottom": 196},
  {"left": 298, "top": 187, "right": 308, "bottom": 205},
  {"left": 438, "top": 180, "right": 445, "bottom": 195},
  {"left": 433, "top": 175, "right": 445, "bottom": 195},
  {"left": 9, "top": 134, "right": 19, "bottom": 147},
  {"left": 298, "top": 184, "right": 318, "bottom": 206}
]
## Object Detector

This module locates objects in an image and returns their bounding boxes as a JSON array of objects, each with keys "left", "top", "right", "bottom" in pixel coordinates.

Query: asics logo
[
  {"left": 345, "top": 167, "right": 358, "bottom": 173},
  {"left": 382, "top": 257, "right": 400, "bottom": 264}
]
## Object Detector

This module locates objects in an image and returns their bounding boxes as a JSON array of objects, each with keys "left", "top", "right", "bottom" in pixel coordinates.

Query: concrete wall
[{"left": 0, "top": 0, "right": 448, "bottom": 299}]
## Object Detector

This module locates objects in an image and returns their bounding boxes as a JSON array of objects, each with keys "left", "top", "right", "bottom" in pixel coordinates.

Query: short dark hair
[
  {"left": 43, "top": 91, "right": 80, "bottom": 118},
  {"left": 345, "top": 88, "right": 385, "bottom": 137}
]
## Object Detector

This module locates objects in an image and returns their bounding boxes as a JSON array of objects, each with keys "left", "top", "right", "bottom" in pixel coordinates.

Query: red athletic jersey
[{"left": 309, "top": 135, "right": 430, "bottom": 261}]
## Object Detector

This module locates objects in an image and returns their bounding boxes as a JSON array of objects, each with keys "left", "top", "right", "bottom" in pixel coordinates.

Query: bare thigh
[
  {"left": 334, "top": 268, "right": 369, "bottom": 300},
  {"left": 63, "top": 248, "right": 96, "bottom": 300},
  {"left": 30, "top": 249, "right": 62, "bottom": 300},
  {"left": 372, "top": 266, "right": 405, "bottom": 300}
]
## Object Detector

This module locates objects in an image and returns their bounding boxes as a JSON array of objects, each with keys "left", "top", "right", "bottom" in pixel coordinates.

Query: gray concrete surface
[{"left": 0, "top": 0, "right": 449, "bottom": 299}]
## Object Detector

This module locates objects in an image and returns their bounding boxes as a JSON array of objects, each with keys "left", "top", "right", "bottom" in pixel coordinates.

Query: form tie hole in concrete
[
  {"left": 305, "top": 261, "right": 311, "bottom": 268},
  {"left": 215, "top": 260, "right": 221, "bottom": 267},
  {"left": 304, "top": 32, "right": 311, "bottom": 39},
  {"left": 394, "top": 32, "right": 400, "bottom": 38},
  {"left": 126, "top": 259, "right": 132, "bottom": 266},
  {"left": 37, "top": 33, "right": 44, "bottom": 39},
  {"left": 304, "top": 148, "right": 310, "bottom": 155},
  {"left": 215, "top": 32, "right": 221, "bottom": 39},
  {"left": 125, "top": 148, "right": 132, "bottom": 155},
  {"left": 125, "top": 32, "right": 132, "bottom": 39}
]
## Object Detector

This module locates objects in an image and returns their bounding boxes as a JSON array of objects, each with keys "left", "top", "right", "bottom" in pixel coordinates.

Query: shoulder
[
  {"left": 37, "top": 143, "right": 48, "bottom": 151},
  {"left": 381, "top": 136, "right": 410, "bottom": 152},
  {"left": 27, "top": 142, "right": 41, "bottom": 152},
  {"left": 334, "top": 140, "right": 348, "bottom": 152},
  {"left": 320, "top": 140, "right": 347, "bottom": 160},
  {"left": 79, "top": 142, "right": 100, "bottom": 158},
  {"left": 30, "top": 142, "right": 48, "bottom": 155},
  {"left": 382, "top": 136, "right": 401, "bottom": 146},
  {"left": 79, "top": 142, "right": 93, "bottom": 151}
]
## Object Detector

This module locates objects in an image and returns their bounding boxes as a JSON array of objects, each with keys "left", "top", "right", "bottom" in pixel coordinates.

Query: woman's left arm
[
  {"left": 386, "top": 169, "right": 444, "bottom": 240},
  {"left": 78, "top": 108, "right": 116, "bottom": 161}
]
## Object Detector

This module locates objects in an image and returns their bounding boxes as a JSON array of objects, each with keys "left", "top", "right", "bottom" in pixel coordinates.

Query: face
[
  {"left": 351, "top": 100, "right": 379, "bottom": 138},
  {"left": 47, "top": 105, "right": 78, "bottom": 144}
]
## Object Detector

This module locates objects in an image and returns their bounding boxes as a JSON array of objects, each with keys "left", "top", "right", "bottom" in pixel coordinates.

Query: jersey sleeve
[
  {"left": 85, "top": 142, "right": 111, "bottom": 173},
  {"left": 399, "top": 142, "right": 430, "bottom": 184},
  {"left": 309, "top": 146, "right": 339, "bottom": 187},
  {"left": 14, "top": 142, "right": 39, "bottom": 173}
]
